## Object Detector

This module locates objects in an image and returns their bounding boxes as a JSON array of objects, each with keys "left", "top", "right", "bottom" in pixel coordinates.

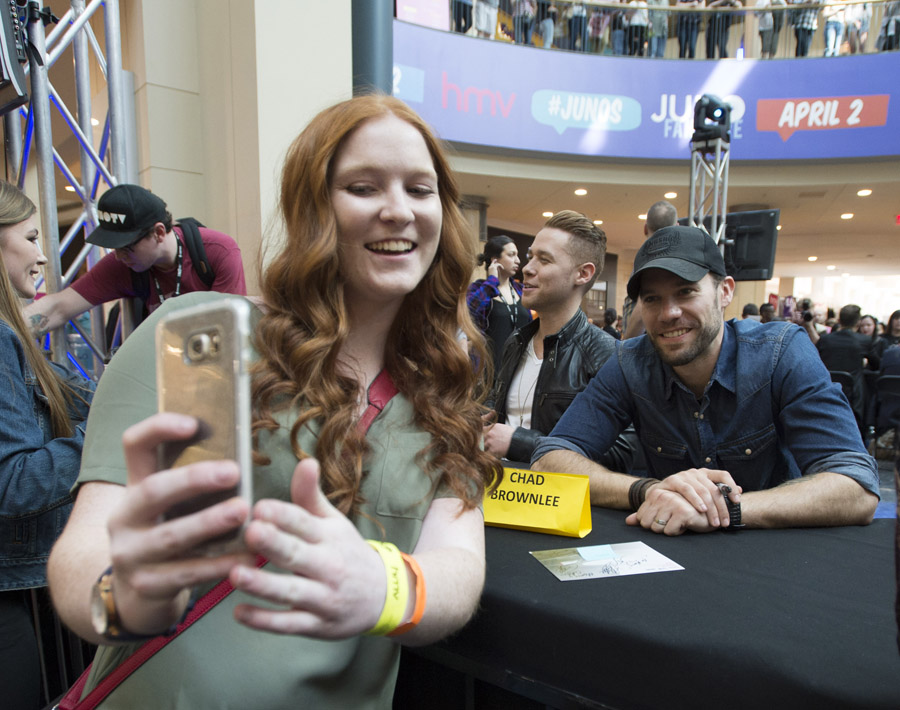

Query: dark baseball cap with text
[
  {"left": 626, "top": 226, "right": 727, "bottom": 301},
  {"left": 87, "top": 184, "right": 168, "bottom": 249}
]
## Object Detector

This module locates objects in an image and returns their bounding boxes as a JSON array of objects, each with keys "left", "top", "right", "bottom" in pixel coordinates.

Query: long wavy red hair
[{"left": 251, "top": 95, "right": 500, "bottom": 516}]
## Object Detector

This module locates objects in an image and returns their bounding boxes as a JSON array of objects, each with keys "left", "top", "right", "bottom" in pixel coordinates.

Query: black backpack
[{"left": 130, "top": 217, "right": 215, "bottom": 301}]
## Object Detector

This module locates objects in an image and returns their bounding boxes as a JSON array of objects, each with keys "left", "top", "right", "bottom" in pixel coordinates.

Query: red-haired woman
[{"left": 49, "top": 96, "right": 501, "bottom": 707}]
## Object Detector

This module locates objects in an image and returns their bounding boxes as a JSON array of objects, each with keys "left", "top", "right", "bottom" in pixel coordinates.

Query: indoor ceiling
[{"left": 450, "top": 148, "right": 900, "bottom": 280}]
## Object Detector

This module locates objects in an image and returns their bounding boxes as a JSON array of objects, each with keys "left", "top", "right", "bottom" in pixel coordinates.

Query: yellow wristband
[{"left": 364, "top": 541, "right": 409, "bottom": 636}]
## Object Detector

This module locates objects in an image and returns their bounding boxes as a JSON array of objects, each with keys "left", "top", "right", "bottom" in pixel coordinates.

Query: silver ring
[{"left": 654, "top": 518, "right": 668, "bottom": 526}]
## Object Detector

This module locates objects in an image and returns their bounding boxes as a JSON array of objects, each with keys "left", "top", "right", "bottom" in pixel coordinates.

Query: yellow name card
[{"left": 484, "top": 467, "right": 592, "bottom": 538}]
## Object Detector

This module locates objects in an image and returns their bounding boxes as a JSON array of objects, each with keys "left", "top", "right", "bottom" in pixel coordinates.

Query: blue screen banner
[{"left": 393, "top": 20, "right": 900, "bottom": 161}]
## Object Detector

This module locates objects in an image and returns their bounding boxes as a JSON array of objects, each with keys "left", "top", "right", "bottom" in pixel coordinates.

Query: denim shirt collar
[{"left": 661, "top": 319, "right": 737, "bottom": 400}]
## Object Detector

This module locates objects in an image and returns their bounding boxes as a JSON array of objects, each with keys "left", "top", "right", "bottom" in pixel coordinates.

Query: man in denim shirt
[{"left": 532, "top": 226, "right": 879, "bottom": 535}]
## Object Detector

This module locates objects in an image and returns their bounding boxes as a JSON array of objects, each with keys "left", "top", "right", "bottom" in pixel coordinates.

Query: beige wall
[
  {"left": 122, "top": 0, "right": 353, "bottom": 294},
  {"left": 726, "top": 279, "right": 767, "bottom": 321}
]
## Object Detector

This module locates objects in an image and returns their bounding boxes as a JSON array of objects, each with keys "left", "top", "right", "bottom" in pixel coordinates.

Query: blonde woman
[{"left": 0, "top": 180, "right": 93, "bottom": 709}]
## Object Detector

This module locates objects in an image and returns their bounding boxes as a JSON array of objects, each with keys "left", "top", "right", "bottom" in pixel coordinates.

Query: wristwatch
[
  {"left": 716, "top": 483, "right": 746, "bottom": 531},
  {"left": 90, "top": 566, "right": 157, "bottom": 642}
]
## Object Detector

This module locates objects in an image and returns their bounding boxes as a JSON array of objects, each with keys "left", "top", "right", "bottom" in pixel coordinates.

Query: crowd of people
[
  {"left": 793, "top": 302, "right": 900, "bottom": 442},
  {"left": 693, "top": 297, "right": 900, "bottom": 442},
  {"left": 4, "top": 91, "right": 895, "bottom": 707},
  {"left": 446, "top": 0, "right": 900, "bottom": 58}
]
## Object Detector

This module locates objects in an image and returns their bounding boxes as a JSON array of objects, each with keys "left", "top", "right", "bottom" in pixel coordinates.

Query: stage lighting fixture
[
  {"left": 692, "top": 94, "right": 731, "bottom": 143},
  {"left": 0, "top": 1, "right": 28, "bottom": 117}
]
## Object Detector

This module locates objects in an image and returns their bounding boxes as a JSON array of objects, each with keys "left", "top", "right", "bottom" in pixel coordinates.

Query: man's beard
[{"left": 650, "top": 316, "right": 722, "bottom": 368}]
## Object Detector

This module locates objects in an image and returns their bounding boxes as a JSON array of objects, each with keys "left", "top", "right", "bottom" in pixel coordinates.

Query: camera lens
[{"left": 187, "top": 333, "right": 211, "bottom": 361}]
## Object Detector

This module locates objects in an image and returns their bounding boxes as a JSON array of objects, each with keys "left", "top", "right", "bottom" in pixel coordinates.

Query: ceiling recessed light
[
  {"left": 664, "top": 192, "right": 677, "bottom": 199},
  {"left": 542, "top": 211, "right": 553, "bottom": 218},
  {"left": 593, "top": 220, "right": 603, "bottom": 225},
  {"left": 840, "top": 213, "right": 854, "bottom": 220},
  {"left": 638, "top": 214, "right": 647, "bottom": 220},
  {"left": 808, "top": 256, "right": 818, "bottom": 262},
  {"left": 857, "top": 189, "right": 872, "bottom": 197},
  {"left": 90, "top": 117, "right": 100, "bottom": 126},
  {"left": 827, "top": 265, "right": 836, "bottom": 270},
  {"left": 776, "top": 225, "right": 782, "bottom": 231},
  {"left": 574, "top": 188, "right": 587, "bottom": 196},
  {"left": 64, "top": 185, "right": 76, "bottom": 192}
]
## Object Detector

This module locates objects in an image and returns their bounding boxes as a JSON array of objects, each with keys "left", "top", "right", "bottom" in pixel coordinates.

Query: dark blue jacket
[
  {"left": 0, "top": 321, "right": 94, "bottom": 590},
  {"left": 535, "top": 319, "right": 878, "bottom": 496}
]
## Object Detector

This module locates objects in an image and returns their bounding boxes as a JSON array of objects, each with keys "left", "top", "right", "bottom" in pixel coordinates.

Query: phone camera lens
[{"left": 187, "top": 333, "right": 211, "bottom": 361}]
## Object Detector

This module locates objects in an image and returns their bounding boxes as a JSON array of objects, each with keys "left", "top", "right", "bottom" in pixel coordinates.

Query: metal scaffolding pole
[
  {"left": 103, "top": 0, "right": 128, "bottom": 180},
  {"left": 3, "top": 111, "right": 23, "bottom": 184},
  {"left": 102, "top": 0, "right": 140, "bottom": 342},
  {"left": 72, "top": 0, "right": 105, "bottom": 375},
  {"left": 26, "top": 0, "right": 66, "bottom": 364}
]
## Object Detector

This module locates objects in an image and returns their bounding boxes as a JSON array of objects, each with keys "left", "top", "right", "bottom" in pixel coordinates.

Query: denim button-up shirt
[
  {"left": 0, "top": 321, "right": 94, "bottom": 590},
  {"left": 533, "top": 319, "right": 879, "bottom": 496}
]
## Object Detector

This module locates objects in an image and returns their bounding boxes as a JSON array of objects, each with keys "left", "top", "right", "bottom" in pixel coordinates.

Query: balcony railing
[{"left": 413, "top": 0, "right": 899, "bottom": 60}]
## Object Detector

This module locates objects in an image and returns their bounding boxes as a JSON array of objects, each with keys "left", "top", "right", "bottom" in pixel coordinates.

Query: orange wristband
[{"left": 387, "top": 552, "right": 426, "bottom": 637}]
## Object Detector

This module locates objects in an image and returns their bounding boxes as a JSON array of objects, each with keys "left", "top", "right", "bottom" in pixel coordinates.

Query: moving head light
[{"left": 692, "top": 94, "right": 731, "bottom": 143}]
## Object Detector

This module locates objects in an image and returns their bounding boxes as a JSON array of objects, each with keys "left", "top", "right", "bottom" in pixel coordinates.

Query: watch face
[{"left": 90, "top": 579, "right": 110, "bottom": 635}]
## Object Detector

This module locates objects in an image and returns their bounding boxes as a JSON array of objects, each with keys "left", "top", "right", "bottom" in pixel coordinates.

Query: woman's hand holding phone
[
  {"left": 228, "top": 458, "right": 390, "bottom": 640},
  {"left": 106, "top": 413, "right": 255, "bottom": 637},
  {"left": 108, "top": 412, "right": 388, "bottom": 641}
]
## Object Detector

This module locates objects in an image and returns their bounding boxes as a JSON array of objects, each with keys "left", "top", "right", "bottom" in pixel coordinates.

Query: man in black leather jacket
[{"left": 484, "top": 210, "right": 636, "bottom": 471}]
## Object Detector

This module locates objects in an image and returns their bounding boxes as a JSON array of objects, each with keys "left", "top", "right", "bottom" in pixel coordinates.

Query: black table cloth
[{"left": 411, "top": 507, "right": 900, "bottom": 709}]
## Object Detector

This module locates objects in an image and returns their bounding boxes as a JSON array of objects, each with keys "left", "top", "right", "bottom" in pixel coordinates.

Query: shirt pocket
[
  {"left": 371, "top": 431, "right": 437, "bottom": 521},
  {"left": 642, "top": 433, "right": 691, "bottom": 477},
  {"left": 716, "top": 424, "right": 778, "bottom": 463},
  {"left": 716, "top": 424, "right": 779, "bottom": 488}
]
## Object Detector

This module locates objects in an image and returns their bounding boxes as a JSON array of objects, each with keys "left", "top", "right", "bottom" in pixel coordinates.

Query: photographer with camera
[{"left": 793, "top": 297, "right": 828, "bottom": 343}]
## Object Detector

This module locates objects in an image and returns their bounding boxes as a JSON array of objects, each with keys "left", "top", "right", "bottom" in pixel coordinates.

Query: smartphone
[{"left": 155, "top": 299, "right": 253, "bottom": 555}]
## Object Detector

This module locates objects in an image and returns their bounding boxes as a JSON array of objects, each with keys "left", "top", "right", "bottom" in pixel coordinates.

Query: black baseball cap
[
  {"left": 626, "top": 226, "right": 726, "bottom": 301},
  {"left": 88, "top": 184, "right": 168, "bottom": 249}
]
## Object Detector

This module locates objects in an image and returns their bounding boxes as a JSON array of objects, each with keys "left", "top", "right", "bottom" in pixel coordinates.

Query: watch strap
[
  {"left": 725, "top": 498, "right": 745, "bottom": 530},
  {"left": 716, "top": 482, "right": 745, "bottom": 531},
  {"left": 92, "top": 566, "right": 159, "bottom": 642}
]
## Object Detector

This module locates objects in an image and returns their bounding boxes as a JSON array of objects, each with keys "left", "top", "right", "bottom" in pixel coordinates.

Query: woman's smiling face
[
  {"left": 330, "top": 113, "right": 442, "bottom": 313},
  {"left": 0, "top": 215, "right": 45, "bottom": 299}
]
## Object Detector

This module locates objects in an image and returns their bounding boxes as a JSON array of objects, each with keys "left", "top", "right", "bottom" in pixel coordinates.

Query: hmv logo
[
  {"left": 442, "top": 72, "right": 515, "bottom": 118},
  {"left": 99, "top": 211, "right": 128, "bottom": 225}
]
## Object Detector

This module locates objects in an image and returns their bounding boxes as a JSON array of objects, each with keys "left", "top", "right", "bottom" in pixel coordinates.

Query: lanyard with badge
[{"left": 152, "top": 238, "right": 183, "bottom": 303}]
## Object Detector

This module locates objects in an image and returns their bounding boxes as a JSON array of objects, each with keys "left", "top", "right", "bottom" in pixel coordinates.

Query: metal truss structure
[
  {"left": 3, "top": 0, "right": 134, "bottom": 376},
  {"left": 687, "top": 135, "right": 730, "bottom": 251}
]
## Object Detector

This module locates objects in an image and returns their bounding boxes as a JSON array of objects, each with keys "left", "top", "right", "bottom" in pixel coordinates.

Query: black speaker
[
  {"left": 0, "top": 0, "right": 27, "bottom": 117},
  {"left": 679, "top": 209, "right": 780, "bottom": 281}
]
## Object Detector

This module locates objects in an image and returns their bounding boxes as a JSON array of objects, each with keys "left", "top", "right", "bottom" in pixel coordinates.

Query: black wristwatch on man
[{"left": 716, "top": 482, "right": 745, "bottom": 530}]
